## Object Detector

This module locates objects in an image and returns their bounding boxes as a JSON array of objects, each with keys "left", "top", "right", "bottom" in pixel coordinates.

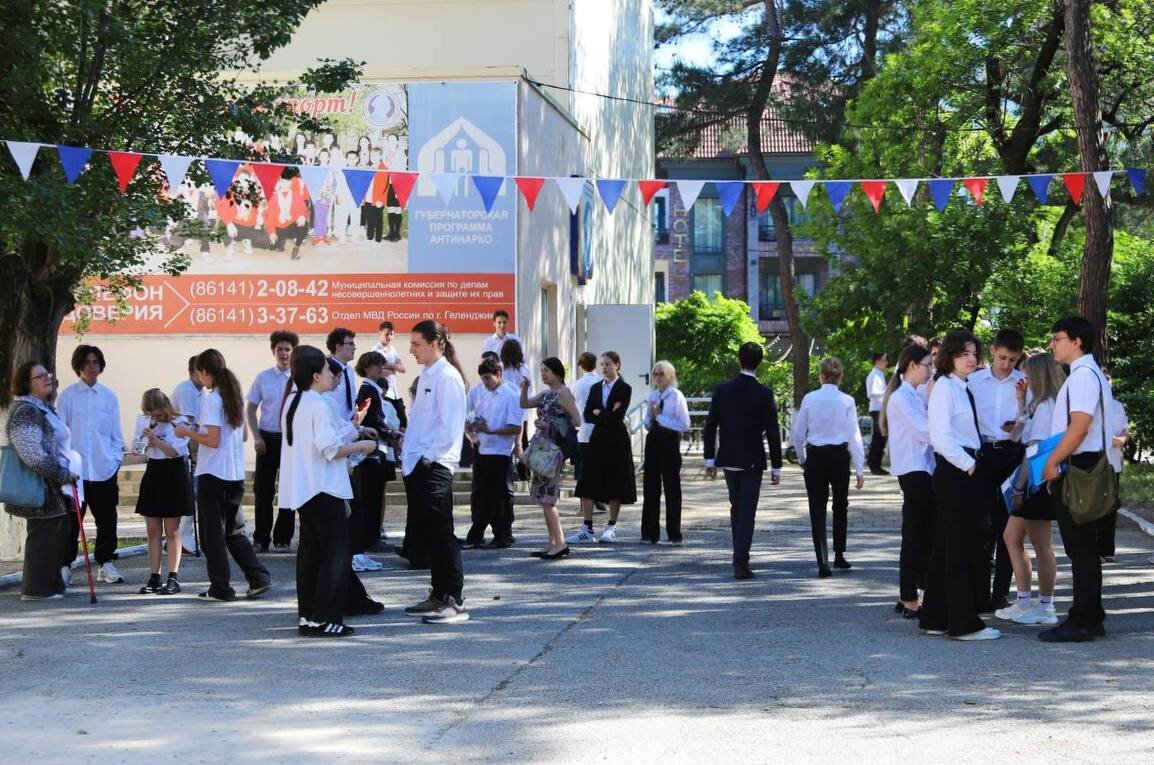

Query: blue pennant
[
  {"left": 928, "top": 179, "right": 954, "bottom": 211},
  {"left": 205, "top": 159, "right": 241, "bottom": 198},
  {"left": 471, "top": 175, "right": 505, "bottom": 212},
  {"left": 57, "top": 145, "right": 92, "bottom": 184},
  {"left": 1026, "top": 174, "right": 1052, "bottom": 204},
  {"left": 1126, "top": 168, "right": 1146, "bottom": 196},
  {"left": 715, "top": 182, "right": 745, "bottom": 216},
  {"left": 825, "top": 181, "right": 852, "bottom": 213},
  {"left": 595, "top": 179, "right": 627, "bottom": 214},
  {"left": 341, "top": 168, "right": 374, "bottom": 207}
]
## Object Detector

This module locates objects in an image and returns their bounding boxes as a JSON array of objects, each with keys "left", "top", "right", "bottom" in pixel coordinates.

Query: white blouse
[
  {"left": 277, "top": 390, "right": 353, "bottom": 509},
  {"left": 928, "top": 374, "right": 981, "bottom": 473},
  {"left": 194, "top": 389, "right": 245, "bottom": 481},
  {"left": 644, "top": 387, "right": 691, "bottom": 433},
  {"left": 885, "top": 381, "right": 934, "bottom": 476}
]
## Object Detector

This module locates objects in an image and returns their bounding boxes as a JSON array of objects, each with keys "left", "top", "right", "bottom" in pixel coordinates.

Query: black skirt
[
  {"left": 135, "top": 457, "right": 195, "bottom": 518},
  {"left": 1012, "top": 487, "right": 1055, "bottom": 521}
]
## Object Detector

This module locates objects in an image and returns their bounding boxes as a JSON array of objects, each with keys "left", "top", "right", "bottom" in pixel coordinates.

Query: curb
[
  {"left": 1119, "top": 506, "right": 1154, "bottom": 537},
  {"left": 0, "top": 544, "right": 148, "bottom": 590}
]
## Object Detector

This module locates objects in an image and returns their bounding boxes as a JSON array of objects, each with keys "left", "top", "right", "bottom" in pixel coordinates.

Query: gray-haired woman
[{"left": 5, "top": 361, "right": 80, "bottom": 601}]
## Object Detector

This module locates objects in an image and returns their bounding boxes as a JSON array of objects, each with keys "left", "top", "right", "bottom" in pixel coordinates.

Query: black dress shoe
[
  {"left": 869, "top": 467, "right": 890, "bottom": 476},
  {"left": 817, "top": 567, "right": 833, "bottom": 579},
  {"left": 833, "top": 555, "right": 852, "bottom": 570},
  {"left": 541, "top": 546, "right": 570, "bottom": 560},
  {"left": 529, "top": 550, "right": 547, "bottom": 558},
  {"left": 734, "top": 565, "right": 754, "bottom": 580},
  {"left": 1088, "top": 623, "right": 1106, "bottom": 637},
  {"left": 347, "top": 600, "right": 385, "bottom": 616},
  {"left": 894, "top": 601, "right": 905, "bottom": 614},
  {"left": 901, "top": 606, "right": 921, "bottom": 620},
  {"left": 1039, "top": 621, "right": 1095, "bottom": 643}
]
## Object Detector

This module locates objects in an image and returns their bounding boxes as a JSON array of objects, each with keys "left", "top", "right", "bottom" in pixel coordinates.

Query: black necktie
[
  {"left": 965, "top": 387, "right": 982, "bottom": 444},
  {"left": 344, "top": 367, "right": 352, "bottom": 411}
]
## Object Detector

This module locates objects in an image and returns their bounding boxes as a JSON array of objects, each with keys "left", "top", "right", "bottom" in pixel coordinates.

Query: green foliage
[{"left": 1108, "top": 233, "right": 1154, "bottom": 455}]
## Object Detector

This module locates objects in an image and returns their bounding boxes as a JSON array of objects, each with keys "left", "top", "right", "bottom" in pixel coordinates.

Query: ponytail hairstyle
[
  {"left": 282, "top": 345, "right": 328, "bottom": 447},
  {"left": 195, "top": 349, "right": 243, "bottom": 428},
  {"left": 412, "top": 319, "right": 467, "bottom": 385},
  {"left": 879, "top": 345, "right": 931, "bottom": 438}
]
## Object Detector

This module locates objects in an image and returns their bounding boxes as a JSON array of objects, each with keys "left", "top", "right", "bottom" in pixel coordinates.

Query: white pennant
[
  {"left": 296, "top": 165, "right": 331, "bottom": 197},
  {"left": 996, "top": 175, "right": 1020, "bottom": 203},
  {"left": 790, "top": 180, "right": 816, "bottom": 209},
  {"left": 895, "top": 179, "right": 919, "bottom": 206},
  {"left": 6, "top": 141, "right": 41, "bottom": 181},
  {"left": 675, "top": 180, "right": 706, "bottom": 211},
  {"left": 429, "top": 173, "right": 460, "bottom": 206},
  {"left": 1092, "top": 170, "right": 1113, "bottom": 199},
  {"left": 158, "top": 154, "right": 194, "bottom": 190},
  {"left": 555, "top": 177, "right": 587, "bottom": 214}
]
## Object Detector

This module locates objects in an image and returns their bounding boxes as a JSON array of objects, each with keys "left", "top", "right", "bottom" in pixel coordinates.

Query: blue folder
[{"left": 1027, "top": 432, "right": 1066, "bottom": 490}]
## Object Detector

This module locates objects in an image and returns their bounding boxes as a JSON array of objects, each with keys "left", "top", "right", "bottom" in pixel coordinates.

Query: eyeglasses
[
  {"left": 918, "top": 361, "right": 934, "bottom": 369},
  {"left": 651, "top": 371, "right": 665, "bottom": 376},
  {"left": 30, "top": 372, "right": 52, "bottom": 381},
  {"left": 340, "top": 341, "right": 356, "bottom": 347}
]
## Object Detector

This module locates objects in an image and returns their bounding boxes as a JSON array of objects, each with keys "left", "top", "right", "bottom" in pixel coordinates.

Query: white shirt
[
  {"left": 246, "top": 366, "right": 291, "bottom": 433},
  {"left": 644, "top": 387, "right": 690, "bottom": 433},
  {"left": 599, "top": 377, "right": 618, "bottom": 408},
  {"left": 325, "top": 358, "right": 357, "bottom": 422},
  {"left": 132, "top": 418, "right": 190, "bottom": 460},
  {"left": 570, "top": 370, "right": 603, "bottom": 443},
  {"left": 402, "top": 356, "right": 467, "bottom": 475},
  {"left": 502, "top": 364, "right": 529, "bottom": 397},
  {"left": 792, "top": 383, "right": 865, "bottom": 476},
  {"left": 1050, "top": 355, "right": 1114, "bottom": 455},
  {"left": 474, "top": 383, "right": 523, "bottom": 456},
  {"left": 369, "top": 342, "right": 401, "bottom": 398},
  {"left": 277, "top": 390, "right": 353, "bottom": 509},
  {"left": 56, "top": 380, "right": 124, "bottom": 482},
  {"left": 171, "top": 379, "right": 203, "bottom": 422},
  {"left": 482, "top": 332, "right": 522, "bottom": 357},
  {"left": 928, "top": 374, "right": 981, "bottom": 472},
  {"left": 885, "top": 381, "right": 934, "bottom": 476},
  {"left": 866, "top": 367, "right": 887, "bottom": 413},
  {"left": 1108, "top": 399, "right": 1128, "bottom": 473},
  {"left": 967, "top": 366, "right": 1026, "bottom": 441},
  {"left": 1023, "top": 398, "right": 1058, "bottom": 445},
  {"left": 195, "top": 389, "right": 245, "bottom": 481}
]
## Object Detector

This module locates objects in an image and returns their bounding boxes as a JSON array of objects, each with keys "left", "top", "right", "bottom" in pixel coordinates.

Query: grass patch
[{"left": 1120, "top": 462, "right": 1154, "bottom": 509}]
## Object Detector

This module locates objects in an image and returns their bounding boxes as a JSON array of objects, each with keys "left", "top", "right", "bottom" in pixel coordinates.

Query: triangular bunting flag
[
  {"left": 206, "top": 159, "right": 241, "bottom": 198},
  {"left": 927, "top": 179, "right": 954, "bottom": 211},
  {"left": 429, "top": 173, "right": 459, "bottom": 206},
  {"left": 388, "top": 171, "right": 418, "bottom": 207},
  {"left": 637, "top": 180, "right": 666, "bottom": 206},
  {"left": 514, "top": 177, "right": 546, "bottom": 211},
  {"left": 1027, "top": 174, "right": 1052, "bottom": 204},
  {"left": 6, "top": 141, "right": 41, "bottom": 180},
  {"left": 1126, "top": 168, "right": 1146, "bottom": 195},
  {"left": 107, "top": 151, "right": 143, "bottom": 193},
  {"left": 1063, "top": 173, "right": 1086, "bottom": 205},
  {"left": 894, "top": 179, "right": 919, "bottom": 206},
  {"left": 253, "top": 163, "right": 284, "bottom": 199},
  {"left": 471, "top": 175, "right": 504, "bottom": 212},
  {"left": 158, "top": 154, "right": 194, "bottom": 190},
  {"left": 555, "top": 177, "right": 587, "bottom": 214},
  {"left": 962, "top": 177, "right": 987, "bottom": 206},
  {"left": 715, "top": 181, "right": 744, "bottom": 216},
  {"left": 342, "top": 168, "right": 374, "bottom": 207},
  {"left": 860, "top": 181, "right": 886, "bottom": 213},
  {"left": 995, "top": 175, "right": 1020, "bottom": 204},
  {"left": 57, "top": 145, "right": 92, "bottom": 184},
  {"left": 1092, "top": 170, "right": 1113, "bottom": 199},
  {"left": 750, "top": 181, "right": 780, "bottom": 212},
  {"left": 790, "top": 180, "right": 816, "bottom": 209},
  {"left": 675, "top": 180, "right": 706, "bottom": 211},
  {"left": 595, "top": 179, "right": 627, "bottom": 214},
  {"left": 825, "top": 180, "right": 852, "bottom": 213},
  {"left": 296, "top": 165, "right": 331, "bottom": 198}
]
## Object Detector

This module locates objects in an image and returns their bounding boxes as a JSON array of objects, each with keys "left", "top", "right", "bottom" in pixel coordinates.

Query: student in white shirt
[
  {"left": 172, "top": 355, "right": 203, "bottom": 554},
  {"left": 325, "top": 327, "right": 358, "bottom": 423},
  {"left": 865, "top": 352, "right": 889, "bottom": 474},
  {"left": 174, "top": 350, "right": 270, "bottom": 602},
  {"left": 462, "top": 357, "right": 523, "bottom": 549},
  {"left": 879, "top": 344, "right": 935, "bottom": 617},
  {"left": 793, "top": 357, "right": 866, "bottom": 577},
  {"left": 1039, "top": 316, "right": 1116, "bottom": 642},
  {"left": 400, "top": 320, "right": 470, "bottom": 624},
  {"left": 481, "top": 309, "right": 522, "bottom": 357},
  {"left": 918, "top": 330, "right": 1000, "bottom": 641},
  {"left": 245, "top": 331, "right": 298, "bottom": 552},
  {"left": 133, "top": 389, "right": 194, "bottom": 596},
  {"left": 57, "top": 345, "right": 125, "bottom": 584},
  {"left": 569, "top": 352, "right": 602, "bottom": 484},
  {"left": 279, "top": 346, "right": 377, "bottom": 637},
  {"left": 641, "top": 360, "right": 691, "bottom": 545},
  {"left": 1098, "top": 395, "right": 1129, "bottom": 561},
  {"left": 369, "top": 320, "right": 406, "bottom": 400}
]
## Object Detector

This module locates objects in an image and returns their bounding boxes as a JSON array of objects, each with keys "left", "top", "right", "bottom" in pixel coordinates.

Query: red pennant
[
  {"left": 962, "top": 177, "right": 988, "bottom": 206},
  {"left": 750, "top": 181, "right": 781, "bottom": 212},
  {"left": 637, "top": 180, "right": 667, "bottom": 206},
  {"left": 860, "top": 181, "right": 886, "bottom": 213},
  {"left": 387, "top": 171, "right": 418, "bottom": 207},
  {"left": 252, "top": 163, "right": 284, "bottom": 199},
  {"left": 1063, "top": 172, "right": 1086, "bottom": 205},
  {"left": 107, "top": 151, "right": 143, "bottom": 193},
  {"left": 514, "top": 177, "right": 546, "bottom": 210}
]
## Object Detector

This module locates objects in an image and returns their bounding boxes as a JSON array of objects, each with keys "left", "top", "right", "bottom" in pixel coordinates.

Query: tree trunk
[{"left": 1065, "top": 0, "right": 1113, "bottom": 363}]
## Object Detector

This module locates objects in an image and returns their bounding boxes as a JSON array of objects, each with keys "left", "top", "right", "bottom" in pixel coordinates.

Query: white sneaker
[
  {"left": 97, "top": 562, "right": 124, "bottom": 583},
  {"left": 597, "top": 525, "right": 617, "bottom": 544},
  {"left": 954, "top": 627, "right": 1001, "bottom": 641},
  {"left": 350, "top": 555, "right": 367, "bottom": 572},
  {"left": 1014, "top": 603, "right": 1060, "bottom": 625},
  {"left": 994, "top": 599, "right": 1035, "bottom": 621},
  {"left": 355, "top": 553, "right": 383, "bottom": 571},
  {"left": 60, "top": 566, "right": 72, "bottom": 589},
  {"left": 565, "top": 526, "right": 598, "bottom": 545}
]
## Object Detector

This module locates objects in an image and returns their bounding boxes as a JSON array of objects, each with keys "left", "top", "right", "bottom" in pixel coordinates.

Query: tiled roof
[{"left": 658, "top": 106, "right": 814, "bottom": 160}]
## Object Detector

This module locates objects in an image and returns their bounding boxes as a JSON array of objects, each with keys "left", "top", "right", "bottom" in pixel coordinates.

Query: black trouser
[
  {"left": 919, "top": 456, "right": 988, "bottom": 636},
  {"left": 1096, "top": 472, "right": 1120, "bottom": 557},
  {"left": 69, "top": 476, "right": 119, "bottom": 565},
  {"left": 1053, "top": 452, "right": 1108, "bottom": 629},
  {"left": 296, "top": 493, "right": 350, "bottom": 624},
  {"left": 898, "top": 471, "right": 936, "bottom": 602},
  {"left": 803, "top": 444, "right": 850, "bottom": 567},
  {"left": 987, "top": 487, "right": 1013, "bottom": 604},
  {"left": 641, "top": 428, "right": 682, "bottom": 542},
  {"left": 724, "top": 469, "right": 763, "bottom": 567},
  {"left": 365, "top": 205, "right": 384, "bottom": 242},
  {"left": 575, "top": 442, "right": 589, "bottom": 482},
  {"left": 867, "top": 412, "right": 887, "bottom": 471},
  {"left": 253, "top": 431, "right": 294, "bottom": 547},
  {"left": 466, "top": 453, "right": 514, "bottom": 545},
  {"left": 353, "top": 458, "right": 387, "bottom": 553},
  {"left": 24, "top": 514, "right": 71, "bottom": 597},
  {"left": 197, "top": 474, "right": 270, "bottom": 596},
  {"left": 403, "top": 459, "right": 463, "bottom": 601}
]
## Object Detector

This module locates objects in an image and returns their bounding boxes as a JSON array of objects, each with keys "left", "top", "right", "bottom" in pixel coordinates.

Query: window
[
  {"left": 760, "top": 272, "right": 783, "bottom": 320},
  {"left": 655, "top": 271, "right": 667, "bottom": 304},
  {"left": 759, "top": 259, "right": 821, "bottom": 321},
  {"left": 691, "top": 197, "right": 724, "bottom": 284},
  {"left": 653, "top": 193, "right": 669, "bottom": 244},
  {"left": 758, "top": 196, "right": 811, "bottom": 241},
  {"left": 693, "top": 274, "right": 724, "bottom": 299}
]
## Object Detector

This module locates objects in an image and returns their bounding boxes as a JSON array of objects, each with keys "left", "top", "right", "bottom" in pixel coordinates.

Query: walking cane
[{"left": 70, "top": 484, "right": 98, "bottom": 604}]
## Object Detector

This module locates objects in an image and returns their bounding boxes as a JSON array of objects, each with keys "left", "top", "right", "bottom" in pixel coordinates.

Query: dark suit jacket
[
  {"left": 702, "top": 374, "right": 783, "bottom": 471},
  {"left": 584, "top": 378, "right": 632, "bottom": 433}
]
